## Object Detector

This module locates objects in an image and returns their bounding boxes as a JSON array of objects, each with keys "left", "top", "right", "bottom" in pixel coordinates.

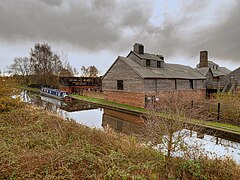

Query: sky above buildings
[{"left": 0, "top": 0, "right": 240, "bottom": 75}]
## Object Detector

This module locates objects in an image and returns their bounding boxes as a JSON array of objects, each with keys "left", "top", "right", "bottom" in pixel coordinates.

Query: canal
[{"left": 20, "top": 90, "right": 240, "bottom": 164}]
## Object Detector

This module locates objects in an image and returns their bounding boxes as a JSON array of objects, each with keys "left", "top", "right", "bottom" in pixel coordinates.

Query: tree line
[{"left": 9, "top": 42, "right": 99, "bottom": 87}]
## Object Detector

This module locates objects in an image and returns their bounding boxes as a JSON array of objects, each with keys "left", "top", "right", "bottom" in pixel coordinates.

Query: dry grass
[{"left": 0, "top": 105, "right": 240, "bottom": 179}]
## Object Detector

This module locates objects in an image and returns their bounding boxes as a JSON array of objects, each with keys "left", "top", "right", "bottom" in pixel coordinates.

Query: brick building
[
  {"left": 59, "top": 76, "right": 102, "bottom": 94},
  {"left": 102, "top": 43, "right": 206, "bottom": 108}
]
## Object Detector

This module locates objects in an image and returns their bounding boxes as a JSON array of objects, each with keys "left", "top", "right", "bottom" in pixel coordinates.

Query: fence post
[{"left": 217, "top": 103, "right": 220, "bottom": 121}]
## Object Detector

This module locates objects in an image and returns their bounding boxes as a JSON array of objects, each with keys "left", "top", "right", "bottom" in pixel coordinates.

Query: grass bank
[
  {"left": 1, "top": 105, "right": 239, "bottom": 179},
  {"left": 20, "top": 87, "right": 240, "bottom": 135},
  {"left": 71, "top": 94, "right": 240, "bottom": 135},
  {"left": 70, "top": 94, "right": 146, "bottom": 113},
  {"left": 19, "top": 85, "right": 40, "bottom": 93}
]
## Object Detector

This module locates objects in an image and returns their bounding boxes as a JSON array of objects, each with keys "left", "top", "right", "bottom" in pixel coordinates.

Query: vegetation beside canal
[
  {"left": 20, "top": 85, "right": 40, "bottom": 93},
  {"left": 71, "top": 94, "right": 240, "bottom": 134},
  {"left": 1, "top": 104, "right": 240, "bottom": 179},
  {"left": 70, "top": 94, "right": 146, "bottom": 113},
  {"left": 20, "top": 86, "right": 240, "bottom": 134}
]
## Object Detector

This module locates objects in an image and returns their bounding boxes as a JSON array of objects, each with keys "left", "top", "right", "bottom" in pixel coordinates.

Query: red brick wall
[
  {"left": 104, "top": 91, "right": 145, "bottom": 108},
  {"left": 59, "top": 86, "right": 71, "bottom": 93},
  {"left": 104, "top": 109, "right": 143, "bottom": 125}
]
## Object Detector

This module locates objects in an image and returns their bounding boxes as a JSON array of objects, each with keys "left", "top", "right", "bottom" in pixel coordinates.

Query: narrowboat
[{"left": 40, "top": 87, "right": 71, "bottom": 101}]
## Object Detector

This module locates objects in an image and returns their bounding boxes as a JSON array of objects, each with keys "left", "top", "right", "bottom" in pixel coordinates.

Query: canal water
[{"left": 20, "top": 90, "right": 240, "bottom": 164}]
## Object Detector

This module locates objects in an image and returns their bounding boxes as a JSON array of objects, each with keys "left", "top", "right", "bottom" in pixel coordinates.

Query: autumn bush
[
  {"left": 152, "top": 91, "right": 240, "bottom": 126},
  {"left": 1, "top": 104, "right": 240, "bottom": 179},
  {"left": 211, "top": 93, "right": 240, "bottom": 125},
  {"left": 0, "top": 77, "right": 22, "bottom": 112}
]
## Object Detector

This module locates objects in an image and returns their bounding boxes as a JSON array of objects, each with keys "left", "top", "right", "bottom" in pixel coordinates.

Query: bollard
[{"left": 217, "top": 103, "right": 220, "bottom": 121}]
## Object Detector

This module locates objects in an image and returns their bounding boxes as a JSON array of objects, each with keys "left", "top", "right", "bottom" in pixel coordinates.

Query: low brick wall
[
  {"left": 104, "top": 109, "right": 143, "bottom": 124},
  {"left": 104, "top": 91, "right": 145, "bottom": 108}
]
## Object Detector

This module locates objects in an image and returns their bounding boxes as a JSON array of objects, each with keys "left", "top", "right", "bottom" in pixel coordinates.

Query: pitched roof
[
  {"left": 120, "top": 56, "right": 205, "bottom": 80},
  {"left": 208, "top": 61, "right": 218, "bottom": 66},
  {"left": 211, "top": 67, "right": 231, "bottom": 77},
  {"left": 196, "top": 60, "right": 231, "bottom": 77},
  {"left": 195, "top": 67, "right": 210, "bottom": 76},
  {"left": 131, "top": 51, "right": 164, "bottom": 61}
]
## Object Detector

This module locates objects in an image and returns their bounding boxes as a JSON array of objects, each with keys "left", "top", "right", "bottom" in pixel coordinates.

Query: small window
[
  {"left": 157, "top": 61, "right": 161, "bottom": 68},
  {"left": 117, "top": 80, "right": 123, "bottom": 90},
  {"left": 189, "top": 80, "right": 194, "bottom": 89},
  {"left": 139, "top": 45, "right": 144, "bottom": 54},
  {"left": 146, "top": 59, "right": 151, "bottom": 67}
]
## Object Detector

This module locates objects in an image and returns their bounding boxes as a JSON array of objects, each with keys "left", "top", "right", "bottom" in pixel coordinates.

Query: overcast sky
[{"left": 0, "top": 0, "right": 240, "bottom": 75}]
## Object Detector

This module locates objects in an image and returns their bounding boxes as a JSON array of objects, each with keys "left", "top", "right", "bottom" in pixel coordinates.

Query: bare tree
[
  {"left": 9, "top": 57, "right": 31, "bottom": 84},
  {"left": 81, "top": 65, "right": 98, "bottom": 77},
  {"left": 89, "top": 65, "right": 98, "bottom": 77},
  {"left": 81, "top": 66, "right": 89, "bottom": 77},
  {"left": 29, "top": 42, "right": 63, "bottom": 86},
  {"left": 10, "top": 57, "right": 31, "bottom": 76},
  {"left": 142, "top": 91, "right": 203, "bottom": 159}
]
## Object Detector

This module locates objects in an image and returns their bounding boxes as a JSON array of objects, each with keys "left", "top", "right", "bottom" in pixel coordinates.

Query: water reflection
[
  {"left": 21, "top": 91, "right": 240, "bottom": 163},
  {"left": 102, "top": 109, "right": 143, "bottom": 135}
]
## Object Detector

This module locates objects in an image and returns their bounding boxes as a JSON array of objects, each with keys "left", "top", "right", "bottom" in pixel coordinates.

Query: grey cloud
[
  {"left": 0, "top": 0, "right": 152, "bottom": 51},
  {"left": 0, "top": 0, "right": 239, "bottom": 66},
  {"left": 41, "top": 0, "right": 63, "bottom": 6},
  {"left": 195, "top": 2, "right": 240, "bottom": 62},
  {"left": 137, "top": 1, "right": 240, "bottom": 64}
]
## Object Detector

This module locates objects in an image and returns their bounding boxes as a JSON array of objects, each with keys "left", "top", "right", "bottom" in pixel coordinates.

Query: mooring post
[{"left": 217, "top": 103, "right": 220, "bottom": 121}]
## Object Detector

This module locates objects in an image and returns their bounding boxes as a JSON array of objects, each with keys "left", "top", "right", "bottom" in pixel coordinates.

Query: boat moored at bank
[{"left": 40, "top": 87, "right": 71, "bottom": 101}]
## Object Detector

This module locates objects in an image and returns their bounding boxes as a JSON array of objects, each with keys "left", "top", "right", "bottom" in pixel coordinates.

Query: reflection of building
[
  {"left": 102, "top": 43, "right": 206, "bottom": 108},
  {"left": 59, "top": 76, "right": 102, "bottom": 94},
  {"left": 102, "top": 109, "right": 143, "bottom": 134},
  {"left": 60, "top": 100, "right": 98, "bottom": 112}
]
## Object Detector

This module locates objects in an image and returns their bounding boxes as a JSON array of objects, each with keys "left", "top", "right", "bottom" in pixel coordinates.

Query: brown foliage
[
  {"left": 0, "top": 77, "right": 22, "bottom": 112},
  {"left": 142, "top": 91, "right": 204, "bottom": 158},
  {"left": 1, "top": 105, "right": 239, "bottom": 179}
]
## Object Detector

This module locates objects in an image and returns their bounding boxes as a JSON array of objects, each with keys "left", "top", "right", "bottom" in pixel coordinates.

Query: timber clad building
[
  {"left": 196, "top": 51, "right": 231, "bottom": 83},
  {"left": 102, "top": 43, "right": 206, "bottom": 107}
]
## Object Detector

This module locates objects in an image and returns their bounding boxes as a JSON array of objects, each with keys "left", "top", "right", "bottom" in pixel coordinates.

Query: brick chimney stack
[
  {"left": 199, "top": 51, "right": 208, "bottom": 68},
  {"left": 133, "top": 43, "right": 144, "bottom": 54}
]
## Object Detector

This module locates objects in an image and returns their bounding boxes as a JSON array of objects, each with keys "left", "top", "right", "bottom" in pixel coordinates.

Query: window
[
  {"left": 139, "top": 45, "right": 144, "bottom": 54},
  {"left": 189, "top": 80, "right": 194, "bottom": 89},
  {"left": 157, "top": 61, "right": 161, "bottom": 68},
  {"left": 146, "top": 59, "right": 151, "bottom": 67},
  {"left": 117, "top": 80, "right": 123, "bottom": 90}
]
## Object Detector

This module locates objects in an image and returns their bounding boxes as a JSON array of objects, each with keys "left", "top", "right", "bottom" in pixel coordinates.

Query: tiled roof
[
  {"left": 195, "top": 67, "right": 210, "bottom": 76},
  {"left": 131, "top": 51, "right": 164, "bottom": 61},
  {"left": 119, "top": 56, "right": 206, "bottom": 80},
  {"left": 196, "top": 61, "right": 231, "bottom": 77}
]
